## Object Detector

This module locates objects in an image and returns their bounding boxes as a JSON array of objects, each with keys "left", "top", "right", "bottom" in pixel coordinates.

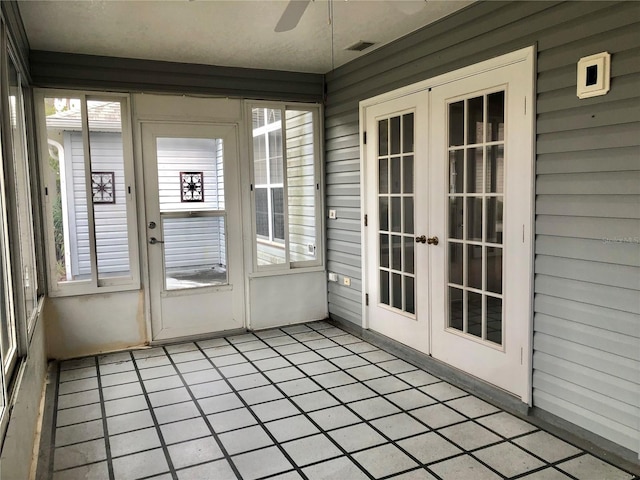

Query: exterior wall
[{"left": 324, "top": 0, "right": 639, "bottom": 454}]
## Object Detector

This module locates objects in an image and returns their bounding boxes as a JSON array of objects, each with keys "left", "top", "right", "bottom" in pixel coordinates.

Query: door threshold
[{"left": 149, "top": 327, "right": 247, "bottom": 346}]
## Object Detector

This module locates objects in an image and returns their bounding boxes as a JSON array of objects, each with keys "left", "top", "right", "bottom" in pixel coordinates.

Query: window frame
[
  {"left": 35, "top": 89, "right": 140, "bottom": 297},
  {"left": 247, "top": 101, "right": 324, "bottom": 273}
]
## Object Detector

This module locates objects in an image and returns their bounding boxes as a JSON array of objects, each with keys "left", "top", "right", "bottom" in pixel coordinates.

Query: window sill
[{"left": 249, "top": 265, "right": 325, "bottom": 279}]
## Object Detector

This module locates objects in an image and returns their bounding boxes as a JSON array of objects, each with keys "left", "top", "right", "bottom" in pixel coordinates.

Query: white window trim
[
  {"left": 246, "top": 101, "right": 324, "bottom": 273},
  {"left": 35, "top": 89, "right": 140, "bottom": 297}
]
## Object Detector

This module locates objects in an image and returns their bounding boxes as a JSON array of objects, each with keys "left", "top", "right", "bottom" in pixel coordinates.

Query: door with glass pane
[
  {"left": 429, "top": 61, "right": 533, "bottom": 400},
  {"left": 142, "top": 123, "right": 244, "bottom": 340},
  {"left": 365, "top": 91, "right": 430, "bottom": 352}
]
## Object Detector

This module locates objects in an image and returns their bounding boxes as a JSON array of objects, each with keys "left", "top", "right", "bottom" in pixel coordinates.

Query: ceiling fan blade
[{"left": 275, "top": 0, "right": 311, "bottom": 32}]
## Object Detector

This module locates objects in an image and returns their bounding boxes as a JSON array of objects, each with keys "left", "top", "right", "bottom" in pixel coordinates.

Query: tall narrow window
[
  {"left": 40, "top": 93, "right": 139, "bottom": 295},
  {"left": 250, "top": 104, "right": 322, "bottom": 270}
]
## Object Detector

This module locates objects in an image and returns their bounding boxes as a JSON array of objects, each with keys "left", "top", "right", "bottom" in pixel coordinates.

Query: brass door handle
[
  {"left": 415, "top": 235, "right": 426, "bottom": 244},
  {"left": 427, "top": 236, "right": 439, "bottom": 245}
]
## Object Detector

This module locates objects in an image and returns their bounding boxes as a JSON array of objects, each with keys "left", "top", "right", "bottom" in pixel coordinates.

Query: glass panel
[
  {"left": 379, "top": 197, "right": 389, "bottom": 231},
  {"left": 0, "top": 186, "right": 16, "bottom": 372},
  {"left": 486, "top": 145, "right": 504, "bottom": 194},
  {"left": 467, "top": 96, "right": 484, "bottom": 144},
  {"left": 163, "top": 216, "right": 227, "bottom": 290},
  {"left": 378, "top": 119, "right": 388, "bottom": 156},
  {"left": 390, "top": 116, "right": 401, "bottom": 155},
  {"left": 86, "top": 100, "right": 131, "bottom": 280},
  {"left": 404, "top": 237, "right": 414, "bottom": 275},
  {"left": 44, "top": 96, "right": 87, "bottom": 282},
  {"left": 253, "top": 135, "right": 267, "bottom": 184},
  {"left": 449, "top": 242, "right": 463, "bottom": 286},
  {"left": 468, "top": 292, "right": 483, "bottom": 337},
  {"left": 486, "top": 247, "right": 503, "bottom": 294},
  {"left": 271, "top": 188, "right": 285, "bottom": 241},
  {"left": 448, "top": 198, "right": 463, "bottom": 240},
  {"left": 448, "top": 101, "right": 464, "bottom": 147},
  {"left": 380, "top": 270, "right": 390, "bottom": 305},
  {"left": 466, "top": 147, "right": 482, "bottom": 194},
  {"left": 449, "top": 150, "right": 464, "bottom": 194},
  {"left": 255, "top": 189, "right": 269, "bottom": 237},
  {"left": 467, "top": 244, "right": 482, "bottom": 290},
  {"left": 402, "top": 113, "right": 414, "bottom": 153},
  {"left": 467, "top": 197, "right": 483, "bottom": 241},
  {"left": 390, "top": 157, "right": 401, "bottom": 194},
  {"left": 448, "top": 287, "right": 463, "bottom": 331},
  {"left": 486, "top": 296, "right": 503, "bottom": 345},
  {"left": 380, "top": 234, "right": 389, "bottom": 268},
  {"left": 268, "top": 129, "right": 283, "bottom": 183},
  {"left": 392, "top": 272, "right": 402, "bottom": 309},
  {"left": 252, "top": 108, "right": 265, "bottom": 129},
  {"left": 486, "top": 197, "right": 503, "bottom": 244},
  {"left": 378, "top": 158, "right": 388, "bottom": 194},
  {"left": 286, "top": 110, "right": 317, "bottom": 262},
  {"left": 391, "top": 235, "right": 402, "bottom": 271},
  {"left": 403, "top": 197, "right": 414, "bottom": 234},
  {"left": 403, "top": 156, "right": 413, "bottom": 194},
  {"left": 405, "top": 276, "right": 415, "bottom": 314},
  {"left": 391, "top": 197, "right": 401, "bottom": 233},
  {"left": 487, "top": 91, "right": 505, "bottom": 142}
]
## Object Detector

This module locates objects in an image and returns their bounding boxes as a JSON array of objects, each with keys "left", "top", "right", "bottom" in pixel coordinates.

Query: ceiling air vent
[{"left": 345, "top": 41, "right": 375, "bottom": 52}]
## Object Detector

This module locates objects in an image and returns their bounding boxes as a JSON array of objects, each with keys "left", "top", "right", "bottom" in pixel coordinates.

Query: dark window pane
[
  {"left": 468, "top": 292, "right": 482, "bottom": 338},
  {"left": 466, "top": 147, "right": 483, "bottom": 194},
  {"left": 449, "top": 150, "right": 464, "bottom": 194},
  {"left": 392, "top": 273, "right": 402, "bottom": 309},
  {"left": 449, "top": 197, "right": 463, "bottom": 240},
  {"left": 486, "top": 197, "right": 503, "bottom": 244},
  {"left": 271, "top": 188, "right": 284, "bottom": 241},
  {"left": 380, "top": 234, "right": 389, "bottom": 268},
  {"left": 405, "top": 276, "right": 415, "bottom": 314},
  {"left": 391, "top": 197, "right": 401, "bottom": 233},
  {"left": 402, "top": 113, "right": 414, "bottom": 153},
  {"left": 404, "top": 236, "right": 414, "bottom": 274},
  {"left": 380, "top": 270, "right": 390, "bottom": 306},
  {"left": 486, "top": 296, "right": 503, "bottom": 345},
  {"left": 378, "top": 119, "right": 388, "bottom": 156},
  {"left": 390, "top": 116, "right": 401, "bottom": 155},
  {"left": 379, "top": 197, "right": 389, "bottom": 231},
  {"left": 449, "top": 242, "right": 463, "bottom": 286},
  {"left": 467, "top": 197, "right": 482, "bottom": 241},
  {"left": 486, "top": 146, "right": 504, "bottom": 194},
  {"left": 467, "top": 96, "right": 484, "bottom": 145},
  {"left": 486, "top": 247, "right": 503, "bottom": 294},
  {"left": 449, "top": 101, "right": 464, "bottom": 147},
  {"left": 467, "top": 244, "right": 482, "bottom": 290},
  {"left": 255, "top": 188, "right": 269, "bottom": 237},
  {"left": 449, "top": 287, "right": 463, "bottom": 331},
  {"left": 403, "top": 197, "right": 414, "bottom": 235},
  {"left": 403, "top": 156, "right": 413, "bottom": 194},
  {"left": 488, "top": 91, "right": 505, "bottom": 142},
  {"left": 392, "top": 235, "right": 402, "bottom": 271},
  {"left": 379, "top": 158, "right": 388, "bottom": 194},
  {"left": 390, "top": 157, "right": 401, "bottom": 194}
]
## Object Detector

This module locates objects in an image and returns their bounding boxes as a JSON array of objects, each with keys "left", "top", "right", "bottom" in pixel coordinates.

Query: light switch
[{"left": 328, "top": 209, "right": 337, "bottom": 219}]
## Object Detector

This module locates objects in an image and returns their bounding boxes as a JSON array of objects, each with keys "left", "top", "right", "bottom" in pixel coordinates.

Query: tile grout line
[
  {"left": 94, "top": 356, "right": 115, "bottom": 480},
  {"left": 128, "top": 350, "right": 179, "bottom": 480}
]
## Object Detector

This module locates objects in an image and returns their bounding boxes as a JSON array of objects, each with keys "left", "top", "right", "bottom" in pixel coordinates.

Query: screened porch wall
[{"left": 324, "top": 0, "right": 640, "bottom": 456}]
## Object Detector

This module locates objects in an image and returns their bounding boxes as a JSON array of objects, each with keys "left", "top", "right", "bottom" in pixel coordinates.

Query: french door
[
  {"left": 142, "top": 122, "right": 245, "bottom": 341},
  {"left": 364, "top": 51, "right": 533, "bottom": 400}
]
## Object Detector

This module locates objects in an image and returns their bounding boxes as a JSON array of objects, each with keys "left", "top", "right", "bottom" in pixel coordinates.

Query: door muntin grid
[
  {"left": 446, "top": 90, "right": 505, "bottom": 346},
  {"left": 377, "top": 113, "right": 415, "bottom": 315}
]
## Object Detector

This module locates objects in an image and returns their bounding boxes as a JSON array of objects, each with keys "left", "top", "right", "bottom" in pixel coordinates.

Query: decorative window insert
[
  {"left": 37, "top": 91, "right": 139, "bottom": 296},
  {"left": 180, "top": 171, "right": 204, "bottom": 202},
  {"left": 249, "top": 103, "right": 323, "bottom": 271}
]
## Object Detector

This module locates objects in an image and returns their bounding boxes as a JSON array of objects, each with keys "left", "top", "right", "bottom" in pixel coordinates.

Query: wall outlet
[
  {"left": 328, "top": 209, "right": 337, "bottom": 219},
  {"left": 343, "top": 277, "right": 351, "bottom": 286},
  {"left": 328, "top": 272, "right": 338, "bottom": 282}
]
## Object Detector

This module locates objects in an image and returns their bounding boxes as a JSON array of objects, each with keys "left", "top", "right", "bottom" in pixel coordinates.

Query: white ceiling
[{"left": 18, "top": 0, "right": 473, "bottom": 74}]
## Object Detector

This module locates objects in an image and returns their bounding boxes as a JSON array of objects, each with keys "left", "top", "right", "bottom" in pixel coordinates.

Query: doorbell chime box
[{"left": 577, "top": 52, "right": 611, "bottom": 99}]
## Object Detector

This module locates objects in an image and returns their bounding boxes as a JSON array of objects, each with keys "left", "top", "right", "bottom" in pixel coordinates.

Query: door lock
[
  {"left": 148, "top": 221, "right": 156, "bottom": 229},
  {"left": 427, "top": 236, "right": 439, "bottom": 245},
  {"left": 149, "top": 237, "right": 164, "bottom": 245},
  {"left": 415, "top": 235, "right": 427, "bottom": 244}
]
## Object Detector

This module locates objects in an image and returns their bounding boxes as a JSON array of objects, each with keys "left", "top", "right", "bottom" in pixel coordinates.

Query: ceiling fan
[{"left": 275, "top": 0, "right": 312, "bottom": 33}]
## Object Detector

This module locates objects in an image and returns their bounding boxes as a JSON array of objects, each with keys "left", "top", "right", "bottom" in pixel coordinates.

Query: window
[
  {"left": 250, "top": 104, "right": 322, "bottom": 270},
  {"left": 38, "top": 91, "right": 139, "bottom": 295}
]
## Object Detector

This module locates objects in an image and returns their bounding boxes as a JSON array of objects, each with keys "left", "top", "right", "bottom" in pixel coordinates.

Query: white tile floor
[{"left": 42, "top": 322, "right": 636, "bottom": 480}]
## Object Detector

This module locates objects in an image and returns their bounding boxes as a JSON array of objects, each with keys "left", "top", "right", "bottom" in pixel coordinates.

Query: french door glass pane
[
  {"left": 446, "top": 91, "right": 505, "bottom": 343},
  {"left": 377, "top": 112, "right": 415, "bottom": 315},
  {"left": 163, "top": 216, "right": 227, "bottom": 290}
]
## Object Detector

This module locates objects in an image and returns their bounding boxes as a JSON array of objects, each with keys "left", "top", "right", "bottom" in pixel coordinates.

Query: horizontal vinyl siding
[{"left": 324, "top": 0, "right": 640, "bottom": 453}]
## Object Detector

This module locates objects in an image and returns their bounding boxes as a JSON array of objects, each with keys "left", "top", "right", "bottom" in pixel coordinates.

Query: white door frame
[{"left": 359, "top": 46, "right": 535, "bottom": 404}]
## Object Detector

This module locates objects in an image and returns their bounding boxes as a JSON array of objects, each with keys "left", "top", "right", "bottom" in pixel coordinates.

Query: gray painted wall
[{"left": 324, "top": 0, "right": 639, "bottom": 454}]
